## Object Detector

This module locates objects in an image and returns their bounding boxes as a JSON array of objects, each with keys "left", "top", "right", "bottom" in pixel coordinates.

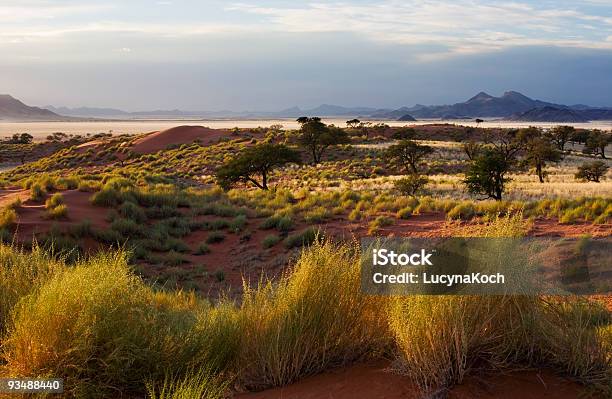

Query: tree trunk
[{"left": 537, "top": 164, "right": 544, "bottom": 183}]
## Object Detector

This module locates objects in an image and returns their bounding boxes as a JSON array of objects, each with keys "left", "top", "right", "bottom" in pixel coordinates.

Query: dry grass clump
[
  {"left": 238, "top": 239, "right": 388, "bottom": 390},
  {"left": 1, "top": 251, "right": 241, "bottom": 398}
]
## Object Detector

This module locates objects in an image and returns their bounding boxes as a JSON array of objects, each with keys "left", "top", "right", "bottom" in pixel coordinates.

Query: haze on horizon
[{"left": 1, "top": 0, "right": 612, "bottom": 112}]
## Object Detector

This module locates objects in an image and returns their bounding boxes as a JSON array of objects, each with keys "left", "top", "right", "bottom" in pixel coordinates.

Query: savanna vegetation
[{"left": 0, "top": 120, "right": 609, "bottom": 397}]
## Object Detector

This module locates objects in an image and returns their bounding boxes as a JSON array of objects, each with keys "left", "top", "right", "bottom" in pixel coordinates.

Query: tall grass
[
  {"left": 238, "top": 239, "right": 388, "bottom": 390},
  {"left": 0, "top": 228, "right": 609, "bottom": 397},
  {"left": 1, "top": 251, "right": 241, "bottom": 398}
]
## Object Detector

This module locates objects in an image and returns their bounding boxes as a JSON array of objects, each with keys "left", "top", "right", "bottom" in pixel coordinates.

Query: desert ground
[{"left": 0, "top": 122, "right": 610, "bottom": 398}]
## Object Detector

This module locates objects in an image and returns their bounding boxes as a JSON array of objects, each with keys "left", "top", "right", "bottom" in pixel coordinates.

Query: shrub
[
  {"left": 45, "top": 193, "right": 64, "bottom": 210},
  {"left": 229, "top": 215, "right": 247, "bottom": 233},
  {"left": 394, "top": 174, "right": 429, "bottom": 197},
  {"left": 46, "top": 204, "right": 68, "bottom": 220},
  {"left": 194, "top": 242, "right": 211, "bottom": 255},
  {"left": 396, "top": 206, "right": 413, "bottom": 219},
  {"left": 368, "top": 216, "right": 394, "bottom": 234},
  {"left": 206, "top": 231, "right": 225, "bottom": 244},
  {"left": 111, "top": 218, "right": 145, "bottom": 238},
  {"left": 262, "top": 234, "right": 281, "bottom": 249},
  {"left": 0, "top": 207, "right": 17, "bottom": 229},
  {"left": 90, "top": 188, "right": 123, "bottom": 207},
  {"left": 575, "top": 161, "right": 609, "bottom": 183},
  {"left": 446, "top": 202, "right": 476, "bottom": 220},
  {"left": 30, "top": 183, "right": 46, "bottom": 202},
  {"left": 284, "top": 228, "right": 318, "bottom": 249},
  {"left": 119, "top": 201, "right": 147, "bottom": 223}
]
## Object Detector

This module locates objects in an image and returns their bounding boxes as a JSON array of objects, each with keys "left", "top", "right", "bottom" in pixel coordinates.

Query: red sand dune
[
  {"left": 237, "top": 361, "right": 592, "bottom": 399},
  {"left": 130, "top": 125, "right": 229, "bottom": 154}
]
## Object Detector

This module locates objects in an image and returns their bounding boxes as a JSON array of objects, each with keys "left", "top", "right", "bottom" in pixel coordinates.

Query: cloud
[{"left": 229, "top": 0, "right": 612, "bottom": 57}]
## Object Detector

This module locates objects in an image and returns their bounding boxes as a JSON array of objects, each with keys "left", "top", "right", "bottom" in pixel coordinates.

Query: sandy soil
[
  {"left": 130, "top": 125, "right": 230, "bottom": 154},
  {"left": 237, "top": 361, "right": 594, "bottom": 399}
]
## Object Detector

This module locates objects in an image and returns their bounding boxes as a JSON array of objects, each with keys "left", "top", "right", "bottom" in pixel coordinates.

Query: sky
[{"left": 1, "top": 0, "right": 612, "bottom": 111}]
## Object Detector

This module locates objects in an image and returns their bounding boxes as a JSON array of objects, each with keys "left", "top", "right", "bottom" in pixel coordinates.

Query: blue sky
[{"left": 1, "top": 0, "right": 611, "bottom": 110}]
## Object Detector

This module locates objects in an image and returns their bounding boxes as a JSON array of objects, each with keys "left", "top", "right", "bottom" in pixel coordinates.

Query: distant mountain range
[
  {"left": 2, "top": 92, "right": 611, "bottom": 122},
  {"left": 0, "top": 94, "right": 64, "bottom": 121},
  {"left": 43, "top": 103, "right": 387, "bottom": 119},
  {"left": 375, "top": 91, "right": 612, "bottom": 121}
]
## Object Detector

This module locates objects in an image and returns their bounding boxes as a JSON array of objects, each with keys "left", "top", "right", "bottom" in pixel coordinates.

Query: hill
[
  {"left": 0, "top": 95, "right": 63, "bottom": 121},
  {"left": 508, "top": 106, "right": 589, "bottom": 123},
  {"left": 378, "top": 91, "right": 566, "bottom": 119},
  {"left": 397, "top": 113, "right": 416, "bottom": 121}
]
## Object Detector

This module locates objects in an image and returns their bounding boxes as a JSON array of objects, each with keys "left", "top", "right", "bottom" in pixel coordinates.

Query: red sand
[
  {"left": 130, "top": 125, "right": 229, "bottom": 154},
  {"left": 237, "top": 361, "right": 592, "bottom": 399}
]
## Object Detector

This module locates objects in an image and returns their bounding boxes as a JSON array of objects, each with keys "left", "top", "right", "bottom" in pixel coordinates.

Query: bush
[
  {"left": 0, "top": 207, "right": 17, "bottom": 229},
  {"left": 90, "top": 188, "right": 123, "bottom": 207},
  {"left": 30, "top": 183, "right": 46, "bottom": 202},
  {"left": 284, "top": 228, "right": 318, "bottom": 249},
  {"left": 368, "top": 216, "right": 394, "bottom": 234},
  {"left": 45, "top": 193, "right": 64, "bottom": 209},
  {"left": 111, "top": 217, "right": 146, "bottom": 238},
  {"left": 396, "top": 206, "right": 413, "bottom": 219},
  {"left": 206, "top": 231, "right": 225, "bottom": 244},
  {"left": 575, "top": 161, "right": 609, "bottom": 183},
  {"left": 446, "top": 202, "right": 476, "bottom": 220},
  {"left": 119, "top": 201, "right": 147, "bottom": 223},
  {"left": 394, "top": 174, "right": 429, "bottom": 197},
  {"left": 194, "top": 242, "right": 211, "bottom": 255},
  {"left": 262, "top": 234, "right": 281, "bottom": 249},
  {"left": 46, "top": 204, "right": 68, "bottom": 220}
]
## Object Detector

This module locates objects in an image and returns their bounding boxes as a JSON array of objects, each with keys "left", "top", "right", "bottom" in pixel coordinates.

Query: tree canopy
[
  {"left": 216, "top": 143, "right": 300, "bottom": 190},
  {"left": 296, "top": 117, "right": 349, "bottom": 164},
  {"left": 385, "top": 140, "right": 434, "bottom": 175},
  {"left": 463, "top": 149, "right": 511, "bottom": 201}
]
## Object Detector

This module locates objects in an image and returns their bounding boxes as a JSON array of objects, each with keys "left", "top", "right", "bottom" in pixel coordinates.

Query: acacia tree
[
  {"left": 216, "top": 143, "right": 300, "bottom": 190},
  {"left": 385, "top": 140, "right": 434, "bottom": 174},
  {"left": 547, "top": 125, "right": 574, "bottom": 151},
  {"left": 464, "top": 149, "right": 512, "bottom": 201},
  {"left": 463, "top": 141, "right": 483, "bottom": 161},
  {"left": 575, "top": 161, "right": 609, "bottom": 183},
  {"left": 583, "top": 130, "right": 610, "bottom": 159},
  {"left": 346, "top": 119, "right": 360, "bottom": 128},
  {"left": 522, "top": 136, "right": 561, "bottom": 183},
  {"left": 297, "top": 117, "right": 349, "bottom": 164}
]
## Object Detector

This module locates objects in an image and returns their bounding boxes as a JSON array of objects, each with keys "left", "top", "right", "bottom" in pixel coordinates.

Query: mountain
[
  {"left": 0, "top": 95, "right": 64, "bottom": 120},
  {"left": 45, "top": 104, "right": 390, "bottom": 119},
  {"left": 378, "top": 91, "right": 567, "bottom": 119},
  {"left": 397, "top": 114, "right": 416, "bottom": 121},
  {"left": 45, "top": 105, "right": 128, "bottom": 118},
  {"left": 508, "top": 106, "right": 589, "bottom": 123}
]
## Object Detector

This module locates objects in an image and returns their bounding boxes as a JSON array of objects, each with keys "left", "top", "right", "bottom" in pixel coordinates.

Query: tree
[
  {"left": 575, "top": 161, "right": 609, "bottom": 183},
  {"left": 570, "top": 130, "right": 590, "bottom": 146},
  {"left": 463, "top": 141, "right": 483, "bottom": 161},
  {"left": 385, "top": 140, "right": 434, "bottom": 174},
  {"left": 216, "top": 143, "right": 300, "bottom": 190},
  {"left": 475, "top": 118, "right": 484, "bottom": 126},
  {"left": 547, "top": 125, "right": 574, "bottom": 151},
  {"left": 394, "top": 174, "right": 429, "bottom": 197},
  {"left": 346, "top": 119, "right": 360, "bottom": 128},
  {"left": 583, "top": 130, "right": 610, "bottom": 159},
  {"left": 463, "top": 149, "right": 511, "bottom": 201},
  {"left": 296, "top": 117, "right": 349, "bottom": 164},
  {"left": 522, "top": 136, "right": 561, "bottom": 183},
  {"left": 483, "top": 128, "right": 523, "bottom": 163}
]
